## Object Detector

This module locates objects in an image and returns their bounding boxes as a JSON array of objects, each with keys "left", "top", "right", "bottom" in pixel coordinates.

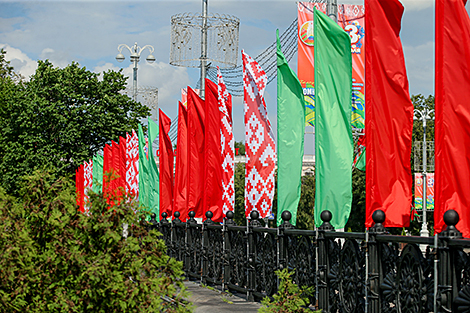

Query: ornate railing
[{"left": 150, "top": 209, "right": 470, "bottom": 312}]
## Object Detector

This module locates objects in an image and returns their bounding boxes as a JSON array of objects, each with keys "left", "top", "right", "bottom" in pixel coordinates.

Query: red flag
[
  {"left": 126, "top": 130, "right": 139, "bottom": 199},
  {"left": 435, "top": 0, "right": 470, "bottom": 237},
  {"left": 76, "top": 165, "right": 85, "bottom": 212},
  {"left": 103, "top": 143, "right": 112, "bottom": 196},
  {"left": 117, "top": 136, "right": 127, "bottom": 201},
  {"left": 203, "top": 79, "right": 224, "bottom": 222},
  {"left": 112, "top": 140, "right": 120, "bottom": 195},
  {"left": 174, "top": 102, "right": 189, "bottom": 221},
  {"left": 187, "top": 87, "right": 206, "bottom": 218},
  {"left": 365, "top": 0, "right": 413, "bottom": 228},
  {"left": 242, "top": 50, "right": 276, "bottom": 219},
  {"left": 218, "top": 68, "right": 235, "bottom": 216},
  {"left": 159, "top": 109, "right": 174, "bottom": 218}
]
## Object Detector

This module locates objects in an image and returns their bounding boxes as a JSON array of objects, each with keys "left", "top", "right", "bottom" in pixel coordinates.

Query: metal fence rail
[{"left": 150, "top": 209, "right": 470, "bottom": 313}]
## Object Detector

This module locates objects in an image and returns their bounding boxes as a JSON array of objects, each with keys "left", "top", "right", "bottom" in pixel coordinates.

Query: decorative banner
[
  {"left": 83, "top": 160, "right": 93, "bottom": 213},
  {"left": 174, "top": 102, "right": 189, "bottom": 221},
  {"left": 297, "top": 2, "right": 365, "bottom": 128},
  {"left": 297, "top": 2, "right": 326, "bottom": 126},
  {"left": 181, "top": 88, "right": 200, "bottom": 106},
  {"left": 159, "top": 109, "right": 173, "bottom": 218},
  {"left": 204, "top": 78, "right": 224, "bottom": 222},
  {"left": 338, "top": 4, "right": 365, "bottom": 129},
  {"left": 415, "top": 173, "right": 435, "bottom": 211},
  {"left": 414, "top": 173, "right": 423, "bottom": 211},
  {"left": 426, "top": 173, "right": 435, "bottom": 211},
  {"left": 126, "top": 130, "right": 139, "bottom": 199},
  {"left": 365, "top": 0, "right": 413, "bottom": 228},
  {"left": 218, "top": 68, "right": 235, "bottom": 217},
  {"left": 242, "top": 50, "right": 276, "bottom": 219},
  {"left": 435, "top": 0, "right": 470, "bottom": 238}
]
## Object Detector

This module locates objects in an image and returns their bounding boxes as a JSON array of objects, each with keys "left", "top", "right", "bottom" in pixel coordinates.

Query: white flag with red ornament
[
  {"left": 83, "top": 159, "right": 93, "bottom": 214},
  {"left": 126, "top": 130, "right": 139, "bottom": 199},
  {"left": 242, "top": 50, "right": 276, "bottom": 219},
  {"left": 218, "top": 67, "right": 235, "bottom": 216}
]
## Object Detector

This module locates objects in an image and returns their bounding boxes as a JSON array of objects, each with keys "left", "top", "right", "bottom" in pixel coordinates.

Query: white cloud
[
  {"left": 0, "top": 43, "right": 37, "bottom": 80},
  {"left": 403, "top": 40, "right": 434, "bottom": 96}
]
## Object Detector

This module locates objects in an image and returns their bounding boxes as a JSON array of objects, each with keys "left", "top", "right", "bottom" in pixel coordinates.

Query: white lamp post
[
  {"left": 116, "top": 42, "right": 156, "bottom": 101},
  {"left": 414, "top": 107, "right": 434, "bottom": 238}
]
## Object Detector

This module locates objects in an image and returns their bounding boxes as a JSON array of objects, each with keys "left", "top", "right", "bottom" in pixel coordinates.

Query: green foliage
[
  {"left": 345, "top": 168, "right": 366, "bottom": 232},
  {"left": 295, "top": 175, "right": 315, "bottom": 230},
  {"left": 258, "top": 269, "right": 318, "bottom": 313},
  {"left": 234, "top": 141, "right": 245, "bottom": 155},
  {"left": 234, "top": 162, "right": 246, "bottom": 226},
  {"left": 0, "top": 57, "right": 150, "bottom": 194},
  {"left": 0, "top": 171, "right": 191, "bottom": 313}
]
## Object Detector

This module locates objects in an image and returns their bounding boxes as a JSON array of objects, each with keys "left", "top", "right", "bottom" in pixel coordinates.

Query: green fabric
[
  {"left": 356, "top": 149, "right": 366, "bottom": 172},
  {"left": 314, "top": 9, "right": 353, "bottom": 229},
  {"left": 92, "top": 154, "right": 103, "bottom": 194},
  {"left": 138, "top": 124, "right": 150, "bottom": 212},
  {"left": 276, "top": 29, "right": 305, "bottom": 227},
  {"left": 148, "top": 119, "right": 160, "bottom": 219}
]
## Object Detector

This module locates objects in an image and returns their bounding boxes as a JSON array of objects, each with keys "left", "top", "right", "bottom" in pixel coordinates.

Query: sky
[{"left": 0, "top": 0, "right": 450, "bottom": 154}]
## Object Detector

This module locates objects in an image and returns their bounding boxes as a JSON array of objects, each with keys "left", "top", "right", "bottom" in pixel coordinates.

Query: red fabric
[
  {"left": 117, "top": 136, "right": 127, "bottom": 201},
  {"left": 218, "top": 68, "right": 235, "bottom": 217},
  {"left": 112, "top": 141, "right": 120, "bottom": 194},
  {"left": 203, "top": 79, "right": 224, "bottom": 223},
  {"left": 174, "top": 102, "right": 189, "bottom": 221},
  {"left": 103, "top": 143, "right": 112, "bottom": 196},
  {"left": 126, "top": 130, "right": 139, "bottom": 198},
  {"left": 242, "top": 50, "right": 276, "bottom": 219},
  {"left": 76, "top": 165, "right": 85, "bottom": 212},
  {"left": 187, "top": 87, "right": 206, "bottom": 218},
  {"left": 365, "top": 0, "right": 413, "bottom": 228},
  {"left": 435, "top": 0, "right": 470, "bottom": 237},
  {"left": 159, "top": 109, "right": 174, "bottom": 218}
]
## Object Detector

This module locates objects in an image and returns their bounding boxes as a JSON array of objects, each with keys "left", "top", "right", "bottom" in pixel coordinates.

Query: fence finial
[
  {"left": 441, "top": 209, "right": 462, "bottom": 239},
  {"left": 370, "top": 209, "right": 386, "bottom": 233},
  {"left": 319, "top": 210, "right": 334, "bottom": 231}
]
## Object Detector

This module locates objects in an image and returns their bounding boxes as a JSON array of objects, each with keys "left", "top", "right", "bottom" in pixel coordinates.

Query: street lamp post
[
  {"left": 414, "top": 107, "right": 434, "bottom": 238},
  {"left": 116, "top": 42, "right": 156, "bottom": 101}
]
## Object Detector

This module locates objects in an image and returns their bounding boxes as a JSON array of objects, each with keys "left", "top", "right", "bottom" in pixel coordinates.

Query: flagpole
[{"left": 200, "top": 0, "right": 208, "bottom": 99}]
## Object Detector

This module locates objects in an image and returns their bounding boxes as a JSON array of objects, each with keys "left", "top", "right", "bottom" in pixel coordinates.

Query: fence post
[
  {"left": 223, "top": 211, "right": 236, "bottom": 291},
  {"left": 317, "top": 210, "right": 334, "bottom": 313},
  {"left": 202, "top": 211, "right": 214, "bottom": 285},
  {"left": 368, "top": 209, "right": 386, "bottom": 313},
  {"left": 247, "top": 210, "right": 261, "bottom": 302},
  {"left": 186, "top": 211, "right": 197, "bottom": 274},
  {"left": 438, "top": 209, "right": 462, "bottom": 313},
  {"left": 278, "top": 211, "right": 293, "bottom": 272},
  {"left": 173, "top": 211, "right": 182, "bottom": 261}
]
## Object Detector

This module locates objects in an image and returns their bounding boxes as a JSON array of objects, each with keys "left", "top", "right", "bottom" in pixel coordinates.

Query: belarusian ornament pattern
[
  {"left": 126, "top": 130, "right": 139, "bottom": 199},
  {"left": 218, "top": 67, "right": 235, "bottom": 215},
  {"left": 83, "top": 159, "right": 93, "bottom": 214},
  {"left": 242, "top": 50, "right": 276, "bottom": 219}
]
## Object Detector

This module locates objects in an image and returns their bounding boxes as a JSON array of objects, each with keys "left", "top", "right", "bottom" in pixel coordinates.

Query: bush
[
  {"left": 258, "top": 269, "right": 319, "bottom": 313},
  {"left": 0, "top": 171, "right": 191, "bottom": 312}
]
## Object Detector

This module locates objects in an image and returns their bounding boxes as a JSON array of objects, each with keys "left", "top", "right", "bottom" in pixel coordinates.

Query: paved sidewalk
[{"left": 184, "top": 281, "right": 262, "bottom": 313}]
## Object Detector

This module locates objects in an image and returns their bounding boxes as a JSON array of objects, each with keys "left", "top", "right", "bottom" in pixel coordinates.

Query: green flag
[
  {"left": 92, "top": 154, "right": 103, "bottom": 194},
  {"left": 355, "top": 149, "right": 366, "bottom": 172},
  {"left": 276, "top": 29, "right": 305, "bottom": 227},
  {"left": 148, "top": 119, "right": 160, "bottom": 219},
  {"left": 314, "top": 9, "right": 353, "bottom": 229},
  {"left": 138, "top": 124, "right": 150, "bottom": 212}
]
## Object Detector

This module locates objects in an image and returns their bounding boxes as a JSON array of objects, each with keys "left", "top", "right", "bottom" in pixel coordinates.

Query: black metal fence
[{"left": 151, "top": 209, "right": 470, "bottom": 313}]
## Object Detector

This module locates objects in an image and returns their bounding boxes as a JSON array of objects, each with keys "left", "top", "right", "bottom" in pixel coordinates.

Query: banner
[
  {"left": 365, "top": 0, "right": 413, "bottom": 228},
  {"left": 338, "top": 4, "right": 365, "bottom": 129},
  {"left": 297, "top": 2, "right": 365, "bottom": 128},
  {"left": 414, "top": 173, "right": 423, "bottom": 211},
  {"left": 426, "top": 173, "right": 435, "bottom": 211},
  {"left": 435, "top": 0, "right": 470, "bottom": 238},
  {"left": 242, "top": 50, "right": 276, "bottom": 219},
  {"left": 297, "top": 2, "right": 326, "bottom": 126},
  {"left": 218, "top": 68, "right": 235, "bottom": 217}
]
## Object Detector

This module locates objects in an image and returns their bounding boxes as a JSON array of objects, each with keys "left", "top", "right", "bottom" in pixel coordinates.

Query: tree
[
  {"left": 234, "top": 141, "right": 245, "bottom": 155},
  {"left": 0, "top": 57, "right": 150, "bottom": 194},
  {"left": 0, "top": 171, "right": 191, "bottom": 312},
  {"left": 296, "top": 175, "right": 315, "bottom": 230}
]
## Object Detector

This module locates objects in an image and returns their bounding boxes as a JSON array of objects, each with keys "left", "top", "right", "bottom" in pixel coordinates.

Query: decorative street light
[
  {"left": 116, "top": 42, "right": 156, "bottom": 101},
  {"left": 414, "top": 107, "right": 434, "bottom": 238}
]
